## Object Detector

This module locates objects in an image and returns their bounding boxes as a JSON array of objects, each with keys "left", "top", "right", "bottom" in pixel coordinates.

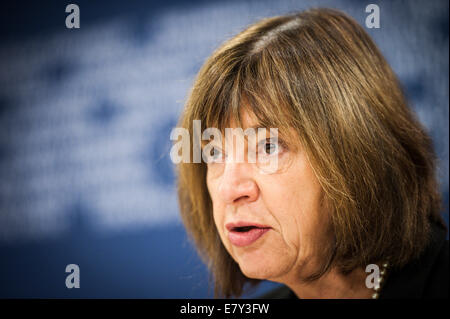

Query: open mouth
[
  {"left": 232, "top": 226, "right": 260, "bottom": 232},
  {"left": 226, "top": 222, "right": 271, "bottom": 232},
  {"left": 226, "top": 223, "right": 271, "bottom": 247}
]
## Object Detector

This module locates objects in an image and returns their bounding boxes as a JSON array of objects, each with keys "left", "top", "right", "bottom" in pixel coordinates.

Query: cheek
[
  {"left": 262, "top": 162, "right": 326, "bottom": 250},
  {"left": 211, "top": 202, "right": 237, "bottom": 259},
  {"left": 207, "top": 176, "right": 227, "bottom": 240},
  {"left": 292, "top": 181, "right": 328, "bottom": 257},
  {"left": 211, "top": 202, "right": 224, "bottom": 232}
]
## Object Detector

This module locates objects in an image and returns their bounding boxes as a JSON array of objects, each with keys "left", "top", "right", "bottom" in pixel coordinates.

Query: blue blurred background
[{"left": 0, "top": 0, "right": 448, "bottom": 298}]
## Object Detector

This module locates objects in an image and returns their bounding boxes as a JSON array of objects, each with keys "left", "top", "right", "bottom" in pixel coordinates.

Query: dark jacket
[{"left": 260, "top": 222, "right": 449, "bottom": 299}]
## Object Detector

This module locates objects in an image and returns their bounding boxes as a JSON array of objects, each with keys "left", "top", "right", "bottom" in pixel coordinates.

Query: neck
[{"left": 283, "top": 266, "right": 374, "bottom": 299}]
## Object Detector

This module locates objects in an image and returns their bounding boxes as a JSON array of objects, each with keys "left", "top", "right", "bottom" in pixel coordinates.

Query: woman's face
[{"left": 206, "top": 110, "right": 331, "bottom": 283}]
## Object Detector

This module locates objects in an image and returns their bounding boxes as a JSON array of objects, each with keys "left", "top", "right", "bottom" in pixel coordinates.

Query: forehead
[
  {"left": 201, "top": 108, "right": 268, "bottom": 147},
  {"left": 201, "top": 96, "right": 302, "bottom": 149},
  {"left": 202, "top": 107, "right": 301, "bottom": 149},
  {"left": 230, "top": 107, "right": 259, "bottom": 129}
]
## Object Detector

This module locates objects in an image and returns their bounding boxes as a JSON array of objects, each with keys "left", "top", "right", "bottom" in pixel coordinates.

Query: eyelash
[
  {"left": 258, "top": 138, "right": 286, "bottom": 156},
  {"left": 207, "top": 138, "right": 287, "bottom": 163}
]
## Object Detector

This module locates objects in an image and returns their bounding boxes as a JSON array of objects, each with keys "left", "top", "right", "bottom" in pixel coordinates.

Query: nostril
[{"left": 234, "top": 195, "right": 250, "bottom": 203}]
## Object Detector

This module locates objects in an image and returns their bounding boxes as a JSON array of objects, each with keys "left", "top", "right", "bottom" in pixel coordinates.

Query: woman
[{"left": 174, "top": 8, "right": 448, "bottom": 298}]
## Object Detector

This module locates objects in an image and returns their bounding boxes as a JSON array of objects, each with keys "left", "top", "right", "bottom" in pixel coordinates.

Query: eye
[
  {"left": 264, "top": 142, "right": 277, "bottom": 155},
  {"left": 207, "top": 146, "right": 224, "bottom": 163},
  {"left": 258, "top": 138, "right": 283, "bottom": 156}
]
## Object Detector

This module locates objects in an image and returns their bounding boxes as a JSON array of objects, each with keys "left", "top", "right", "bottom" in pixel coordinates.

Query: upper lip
[{"left": 226, "top": 222, "right": 271, "bottom": 231}]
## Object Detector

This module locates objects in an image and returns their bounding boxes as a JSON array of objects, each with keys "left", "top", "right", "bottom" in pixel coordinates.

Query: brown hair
[{"left": 175, "top": 8, "right": 446, "bottom": 297}]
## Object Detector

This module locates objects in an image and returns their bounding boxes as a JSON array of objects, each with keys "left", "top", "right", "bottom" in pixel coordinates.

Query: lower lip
[{"left": 228, "top": 228, "right": 271, "bottom": 247}]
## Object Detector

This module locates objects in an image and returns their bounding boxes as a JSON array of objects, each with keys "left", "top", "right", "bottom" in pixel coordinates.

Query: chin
[
  {"left": 239, "top": 264, "right": 274, "bottom": 280},
  {"left": 236, "top": 255, "right": 286, "bottom": 280},
  {"left": 229, "top": 240, "right": 294, "bottom": 281}
]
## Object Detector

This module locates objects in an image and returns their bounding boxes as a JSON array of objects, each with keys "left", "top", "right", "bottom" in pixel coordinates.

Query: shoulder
[
  {"left": 381, "top": 222, "right": 449, "bottom": 298},
  {"left": 423, "top": 238, "right": 448, "bottom": 298}
]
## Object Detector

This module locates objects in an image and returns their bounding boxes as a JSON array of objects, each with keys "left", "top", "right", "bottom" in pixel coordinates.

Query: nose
[{"left": 218, "top": 162, "right": 259, "bottom": 205}]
